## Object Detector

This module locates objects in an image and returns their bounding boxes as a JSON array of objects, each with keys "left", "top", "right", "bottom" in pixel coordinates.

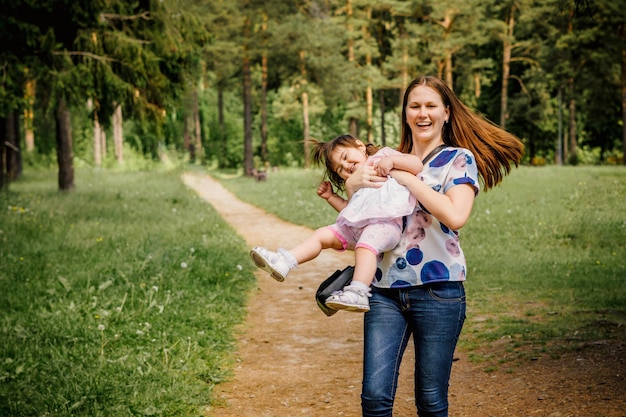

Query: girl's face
[
  {"left": 329, "top": 141, "right": 368, "bottom": 180},
  {"left": 405, "top": 85, "right": 449, "bottom": 145}
]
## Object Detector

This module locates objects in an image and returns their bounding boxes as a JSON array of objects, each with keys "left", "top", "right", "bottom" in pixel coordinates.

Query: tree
[
  {"left": 55, "top": 97, "right": 74, "bottom": 190},
  {"left": 204, "top": 0, "right": 243, "bottom": 167},
  {"left": 2, "top": 0, "right": 623, "bottom": 174},
  {"left": 242, "top": 12, "right": 254, "bottom": 176},
  {"left": 270, "top": 5, "right": 345, "bottom": 164},
  {"left": 0, "top": 0, "right": 34, "bottom": 189}
]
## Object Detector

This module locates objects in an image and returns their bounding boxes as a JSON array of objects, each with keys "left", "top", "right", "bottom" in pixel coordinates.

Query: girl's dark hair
[
  {"left": 307, "top": 134, "right": 378, "bottom": 191},
  {"left": 400, "top": 75, "right": 525, "bottom": 190}
]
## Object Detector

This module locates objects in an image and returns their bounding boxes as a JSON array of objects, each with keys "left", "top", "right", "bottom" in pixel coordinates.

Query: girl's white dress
[{"left": 337, "top": 147, "right": 416, "bottom": 229}]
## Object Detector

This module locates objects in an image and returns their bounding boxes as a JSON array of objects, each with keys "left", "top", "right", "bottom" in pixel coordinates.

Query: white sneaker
[
  {"left": 325, "top": 285, "right": 371, "bottom": 313},
  {"left": 249, "top": 246, "right": 291, "bottom": 282}
]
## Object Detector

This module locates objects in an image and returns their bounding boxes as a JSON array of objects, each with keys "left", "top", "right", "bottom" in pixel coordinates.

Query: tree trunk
[
  {"left": 364, "top": 9, "right": 373, "bottom": 143},
  {"left": 24, "top": 120, "right": 34, "bottom": 152},
  {"left": 302, "top": 91, "right": 310, "bottom": 167},
  {"left": 183, "top": 109, "right": 192, "bottom": 159},
  {"left": 112, "top": 104, "right": 123, "bottom": 163},
  {"left": 379, "top": 89, "right": 386, "bottom": 147},
  {"left": 261, "top": 53, "right": 268, "bottom": 165},
  {"left": 55, "top": 98, "right": 75, "bottom": 191},
  {"left": 298, "top": 50, "right": 311, "bottom": 167},
  {"left": 621, "top": 22, "right": 626, "bottom": 166},
  {"left": 400, "top": 22, "right": 408, "bottom": 107},
  {"left": 568, "top": 78, "right": 577, "bottom": 164},
  {"left": 24, "top": 79, "right": 35, "bottom": 152},
  {"left": 436, "top": 60, "right": 445, "bottom": 81},
  {"left": 193, "top": 87, "right": 202, "bottom": 161},
  {"left": 101, "top": 129, "right": 107, "bottom": 161},
  {"left": 557, "top": 87, "right": 563, "bottom": 165},
  {"left": 218, "top": 82, "right": 227, "bottom": 168},
  {"left": 346, "top": 0, "right": 359, "bottom": 137},
  {"left": 242, "top": 17, "right": 254, "bottom": 177},
  {"left": 500, "top": 4, "right": 515, "bottom": 129},
  {"left": 349, "top": 117, "right": 359, "bottom": 138},
  {"left": 4, "top": 111, "right": 22, "bottom": 183},
  {"left": 366, "top": 84, "right": 373, "bottom": 143},
  {"left": 0, "top": 117, "right": 5, "bottom": 190},
  {"left": 445, "top": 51, "right": 453, "bottom": 90},
  {"left": 93, "top": 112, "right": 102, "bottom": 167},
  {"left": 261, "top": 13, "right": 269, "bottom": 165},
  {"left": 346, "top": 0, "right": 354, "bottom": 62},
  {"left": 474, "top": 72, "right": 481, "bottom": 98},
  {"left": 13, "top": 111, "right": 22, "bottom": 179}
]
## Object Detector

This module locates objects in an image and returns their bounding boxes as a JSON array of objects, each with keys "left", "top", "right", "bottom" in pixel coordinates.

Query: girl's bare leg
[
  {"left": 250, "top": 226, "right": 343, "bottom": 282},
  {"left": 352, "top": 247, "right": 377, "bottom": 286},
  {"left": 288, "top": 227, "right": 344, "bottom": 265},
  {"left": 324, "top": 246, "right": 376, "bottom": 313}
]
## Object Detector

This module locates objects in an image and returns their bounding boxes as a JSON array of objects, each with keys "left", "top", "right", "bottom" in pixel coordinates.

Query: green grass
[
  {"left": 211, "top": 167, "right": 338, "bottom": 230},
  {"left": 2, "top": 164, "right": 625, "bottom": 411},
  {"left": 216, "top": 166, "right": 626, "bottom": 364},
  {"left": 0, "top": 168, "right": 256, "bottom": 416}
]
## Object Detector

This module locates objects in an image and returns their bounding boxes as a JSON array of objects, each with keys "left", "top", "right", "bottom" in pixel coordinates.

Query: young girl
[{"left": 249, "top": 134, "right": 422, "bottom": 313}]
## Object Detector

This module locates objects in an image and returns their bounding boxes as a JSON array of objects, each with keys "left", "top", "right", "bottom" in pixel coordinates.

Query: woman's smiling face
[
  {"left": 404, "top": 85, "right": 449, "bottom": 145},
  {"left": 329, "top": 142, "right": 368, "bottom": 180}
]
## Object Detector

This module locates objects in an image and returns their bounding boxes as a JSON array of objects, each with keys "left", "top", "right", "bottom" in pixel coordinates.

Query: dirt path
[{"left": 183, "top": 172, "right": 625, "bottom": 417}]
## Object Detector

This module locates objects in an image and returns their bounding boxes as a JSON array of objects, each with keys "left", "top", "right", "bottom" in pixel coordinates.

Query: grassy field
[
  {"left": 1, "top": 165, "right": 624, "bottom": 416},
  {"left": 217, "top": 165, "right": 626, "bottom": 361},
  {"left": 0, "top": 168, "right": 256, "bottom": 416}
]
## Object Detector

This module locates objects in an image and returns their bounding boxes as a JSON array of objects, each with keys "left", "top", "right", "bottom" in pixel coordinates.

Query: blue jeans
[{"left": 361, "top": 282, "right": 466, "bottom": 417}]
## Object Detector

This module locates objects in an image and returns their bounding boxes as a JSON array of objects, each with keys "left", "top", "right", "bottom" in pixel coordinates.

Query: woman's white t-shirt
[{"left": 374, "top": 147, "right": 480, "bottom": 288}]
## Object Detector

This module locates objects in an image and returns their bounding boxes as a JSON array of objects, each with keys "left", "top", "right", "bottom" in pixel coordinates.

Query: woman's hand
[
  {"left": 317, "top": 181, "right": 334, "bottom": 200},
  {"left": 345, "top": 165, "right": 386, "bottom": 198}
]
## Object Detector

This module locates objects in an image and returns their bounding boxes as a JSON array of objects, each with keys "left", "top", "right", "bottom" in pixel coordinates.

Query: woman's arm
[{"left": 390, "top": 170, "right": 475, "bottom": 230}]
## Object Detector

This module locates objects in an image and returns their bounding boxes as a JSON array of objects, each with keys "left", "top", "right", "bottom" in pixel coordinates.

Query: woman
[{"left": 332, "top": 75, "right": 524, "bottom": 416}]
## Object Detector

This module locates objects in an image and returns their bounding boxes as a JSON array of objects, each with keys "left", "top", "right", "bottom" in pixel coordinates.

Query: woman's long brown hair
[{"left": 399, "top": 75, "right": 525, "bottom": 190}]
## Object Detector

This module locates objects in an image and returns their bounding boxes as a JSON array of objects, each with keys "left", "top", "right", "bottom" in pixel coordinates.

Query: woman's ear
[{"left": 355, "top": 139, "right": 366, "bottom": 151}]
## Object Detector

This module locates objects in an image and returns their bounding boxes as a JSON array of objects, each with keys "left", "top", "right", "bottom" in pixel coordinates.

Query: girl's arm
[
  {"left": 317, "top": 181, "right": 349, "bottom": 212},
  {"left": 375, "top": 153, "right": 423, "bottom": 177},
  {"left": 390, "top": 170, "right": 475, "bottom": 230},
  {"left": 326, "top": 193, "right": 348, "bottom": 212}
]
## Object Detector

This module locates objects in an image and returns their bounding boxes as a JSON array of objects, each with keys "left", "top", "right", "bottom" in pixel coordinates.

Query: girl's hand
[
  {"left": 318, "top": 180, "right": 348, "bottom": 212},
  {"left": 345, "top": 165, "right": 385, "bottom": 198},
  {"left": 374, "top": 157, "right": 394, "bottom": 177},
  {"left": 317, "top": 181, "right": 334, "bottom": 200}
]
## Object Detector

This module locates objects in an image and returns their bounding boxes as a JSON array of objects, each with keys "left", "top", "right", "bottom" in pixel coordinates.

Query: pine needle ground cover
[
  {"left": 0, "top": 169, "right": 256, "bottom": 416},
  {"left": 218, "top": 166, "right": 626, "bottom": 362}
]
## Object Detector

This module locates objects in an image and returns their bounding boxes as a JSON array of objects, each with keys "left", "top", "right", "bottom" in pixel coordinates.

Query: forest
[{"left": 1, "top": 0, "right": 625, "bottom": 190}]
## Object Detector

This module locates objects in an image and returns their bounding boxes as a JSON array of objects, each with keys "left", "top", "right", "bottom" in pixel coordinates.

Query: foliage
[
  {"left": 1, "top": 0, "right": 625, "bottom": 177},
  {"left": 0, "top": 169, "right": 256, "bottom": 415}
]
